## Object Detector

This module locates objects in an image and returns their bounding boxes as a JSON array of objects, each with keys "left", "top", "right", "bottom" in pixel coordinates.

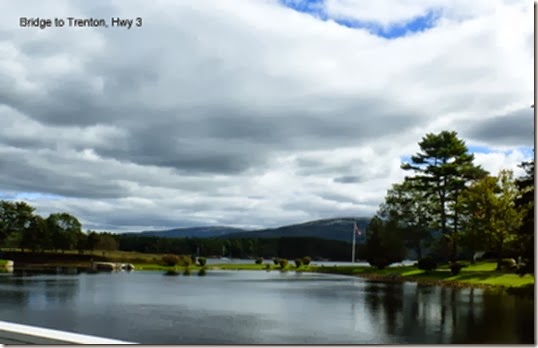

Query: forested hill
[
  {"left": 122, "top": 226, "right": 246, "bottom": 239},
  {"left": 122, "top": 217, "right": 372, "bottom": 243},
  {"left": 218, "top": 217, "right": 371, "bottom": 243}
]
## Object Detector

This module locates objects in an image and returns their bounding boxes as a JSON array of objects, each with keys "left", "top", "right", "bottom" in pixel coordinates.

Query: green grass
[
  {"left": 0, "top": 248, "right": 164, "bottom": 264},
  {"left": 208, "top": 263, "right": 278, "bottom": 271},
  {"left": 134, "top": 263, "right": 203, "bottom": 271},
  {"left": 308, "top": 262, "right": 534, "bottom": 289},
  {"left": 168, "top": 261, "right": 533, "bottom": 290},
  {"left": 4, "top": 249, "right": 533, "bottom": 291}
]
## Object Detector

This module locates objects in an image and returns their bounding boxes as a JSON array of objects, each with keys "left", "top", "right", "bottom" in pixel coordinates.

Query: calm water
[
  {"left": 206, "top": 258, "right": 416, "bottom": 267},
  {"left": 0, "top": 270, "right": 534, "bottom": 344}
]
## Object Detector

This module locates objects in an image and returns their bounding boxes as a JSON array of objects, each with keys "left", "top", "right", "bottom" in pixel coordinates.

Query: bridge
[{"left": 0, "top": 320, "right": 134, "bottom": 344}]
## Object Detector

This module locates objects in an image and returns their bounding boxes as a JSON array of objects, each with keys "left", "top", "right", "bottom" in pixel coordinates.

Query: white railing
[{"left": 0, "top": 320, "right": 135, "bottom": 344}]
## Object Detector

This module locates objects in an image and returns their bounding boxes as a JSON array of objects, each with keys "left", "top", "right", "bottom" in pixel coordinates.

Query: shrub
[
  {"left": 279, "top": 259, "right": 288, "bottom": 269},
  {"left": 164, "top": 270, "right": 180, "bottom": 276},
  {"left": 183, "top": 267, "right": 192, "bottom": 276},
  {"left": 449, "top": 262, "right": 464, "bottom": 275},
  {"left": 273, "top": 258, "right": 280, "bottom": 265},
  {"left": 198, "top": 268, "right": 207, "bottom": 276},
  {"left": 255, "top": 257, "right": 263, "bottom": 265},
  {"left": 197, "top": 257, "right": 207, "bottom": 267},
  {"left": 367, "top": 257, "right": 392, "bottom": 269},
  {"left": 417, "top": 257, "right": 437, "bottom": 272},
  {"left": 179, "top": 256, "right": 192, "bottom": 267},
  {"left": 302, "top": 256, "right": 311, "bottom": 266},
  {"left": 294, "top": 258, "right": 302, "bottom": 268},
  {"left": 516, "top": 261, "right": 530, "bottom": 275},
  {"left": 265, "top": 264, "right": 271, "bottom": 271},
  {"left": 499, "top": 258, "right": 517, "bottom": 271},
  {"left": 162, "top": 254, "right": 180, "bottom": 266}
]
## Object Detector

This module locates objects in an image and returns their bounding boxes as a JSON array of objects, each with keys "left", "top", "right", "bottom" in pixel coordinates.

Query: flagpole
[{"left": 352, "top": 224, "right": 356, "bottom": 264}]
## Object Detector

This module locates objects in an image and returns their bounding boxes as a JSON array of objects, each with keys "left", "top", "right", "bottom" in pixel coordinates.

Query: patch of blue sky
[
  {"left": 400, "top": 155, "right": 412, "bottom": 164},
  {"left": 467, "top": 145, "right": 494, "bottom": 154},
  {"left": 468, "top": 145, "right": 534, "bottom": 157},
  {"left": 332, "top": 10, "right": 440, "bottom": 39},
  {"left": 400, "top": 145, "right": 534, "bottom": 165},
  {"left": 279, "top": 0, "right": 326, "bottom": 18},
  {"left": 0, "top": 192, "right": 18, "bottom": 200},
  {"left": 279, "top": 0, "right": 440, "bottom": 39},
  {"left": 13, "top": 192, "right": 64, "bottom": 200},
  {"left": 518, "top": 147, "right": 534, "bottom": 158}
]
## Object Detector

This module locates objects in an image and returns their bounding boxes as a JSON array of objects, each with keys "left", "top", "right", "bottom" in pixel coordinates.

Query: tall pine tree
[{"left": 401, "top": 131, "right": 487, "bottom": 261}]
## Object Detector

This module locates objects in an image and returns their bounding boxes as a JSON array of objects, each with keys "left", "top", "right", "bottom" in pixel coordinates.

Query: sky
[{"left": 0, "top": 0, "right": 534, "bottom": 233}]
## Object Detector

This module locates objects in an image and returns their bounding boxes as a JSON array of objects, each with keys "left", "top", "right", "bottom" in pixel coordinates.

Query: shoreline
[
  {"left": 335, "top": 272, "right": 508, "bottom": 290},
  {"left": 304, "top": 267, "right": 535, "bottom": 298},
  {"left": 202, "top": 263, "right": 534, "bottom": 293},
  {"left": 2, "top": 259, "right": 533, "bottom": 295}
]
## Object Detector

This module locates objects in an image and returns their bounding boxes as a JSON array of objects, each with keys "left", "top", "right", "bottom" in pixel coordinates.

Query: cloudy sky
[{"left": 0, "top": 0, "right": 534, "bottom": 232}]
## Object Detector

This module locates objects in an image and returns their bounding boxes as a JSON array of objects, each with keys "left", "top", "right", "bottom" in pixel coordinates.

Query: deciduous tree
[
  {"left": 47, "top": 213, "right": 82, "bottom": 252},
  {"left": 460, "top": 170, "right": 524, "bottom": 270},
  {"left": 0, "top": 200, "right": 35, "bottom": 246},
  {"left": 379, "top": 178, "right": 435, "bottom": 259},
  {"left": 20, "top": 215, "right": 51, "bottom": 252},
  {"left": 515, "top": 160, "right": 534, "bottom": 274}
]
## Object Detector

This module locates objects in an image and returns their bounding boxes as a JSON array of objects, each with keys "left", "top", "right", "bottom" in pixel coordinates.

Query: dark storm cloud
[
  {"left": 463, "top": 108, "right": 534, "bottom": 147},
  {"left": 0, "top": 76, "right": 110, "bottom": 127},
  {"left": 85, "top": 95, "right": 420, "bottom": 174},
  {"left": 333, "top": 175, "right": 361, "bottom": 183},
  {"left": 0, "top": 151, "right": 128, "bottom": 199},
  {"left": 294, "top": 158, "right": 352, "bottom": 176}
]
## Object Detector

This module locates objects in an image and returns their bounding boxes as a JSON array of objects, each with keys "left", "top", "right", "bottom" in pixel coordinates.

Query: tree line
[
  {"left": 0, "top": 202, "right": 118, "bottom": 253},
  {"left": 363, "top": 130, "right": 534, "bottom": 273},
  {"left": 117, "top": 234, "right": 353, "bottom": 260},
  {"left": 0, "top": 201, "right": 356, "bottom": 260}
]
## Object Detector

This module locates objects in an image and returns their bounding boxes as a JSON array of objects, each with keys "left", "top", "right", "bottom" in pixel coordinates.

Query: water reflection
[
  {"left": 359, "top": 280, "right": 534, "bottom": 344},
  {"left": 0, "top": 271, "right": 533, "bottom": 344}
]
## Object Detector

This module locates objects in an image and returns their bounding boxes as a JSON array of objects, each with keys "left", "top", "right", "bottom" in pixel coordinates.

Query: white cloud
[
  {"left": 0, "top": 0, "right": 533, "bottom": 232},
  {"left": 473, "top": 149, "right": 530, "bottom": 178}
]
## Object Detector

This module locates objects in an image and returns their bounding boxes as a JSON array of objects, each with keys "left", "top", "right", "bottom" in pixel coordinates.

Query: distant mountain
[
  {"left": 122, "top": 226, "right": 246, "bottom": 239},
  {"left": 121, "top": 217, "right": 373, "bottom": 243},
  {"left": 218, "top": 217, "right": 371, "bottom": 243}
]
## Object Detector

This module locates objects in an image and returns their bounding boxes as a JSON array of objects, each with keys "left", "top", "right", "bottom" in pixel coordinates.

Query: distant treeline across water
[
  {"left": 1, "top": 235, "right": 364, "bottom": 263},
  {"left": 116, "top": 235, "right": 362, "bottom": 261}
]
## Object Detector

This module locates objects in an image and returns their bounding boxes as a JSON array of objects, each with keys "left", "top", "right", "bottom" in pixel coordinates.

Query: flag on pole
[{"left": 353, "top": 223, "right": 361, "bottom": 237}]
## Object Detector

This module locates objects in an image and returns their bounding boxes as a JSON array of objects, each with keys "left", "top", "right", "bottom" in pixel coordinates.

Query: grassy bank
[
  {"left": 310, "top": 262, "right": 534, "bottom": 289},
  {"left": 135, "top": 263, "right": 203, "bottom": 271},
  {"left": 0, "top": 259, "right": 8, "bottom": 267},
  {"left": 182, "top": 261, "right": 534, "bottom": 293},
  {"left": 3, "top": 249, "right": 533, "bottom": 294},
  {"left": 1, "top": 249, "right": 163, "bottom": 265}
]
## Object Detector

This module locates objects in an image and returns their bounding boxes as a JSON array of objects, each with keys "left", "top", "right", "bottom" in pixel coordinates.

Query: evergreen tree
[
  {"left": 401, "top": 131, "right": 487, "bottom": 261},
  {"left": 365, "top": 215, "right": 407, "bottom": 269}
]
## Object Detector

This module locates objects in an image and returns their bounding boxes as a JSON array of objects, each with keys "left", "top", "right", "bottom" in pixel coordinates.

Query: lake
[
  {"left": 207, "top": 258, "right": 417, "bottom": 267},
  {"left": 0, "top": 270, "right": 533, "bottom": 344}
]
